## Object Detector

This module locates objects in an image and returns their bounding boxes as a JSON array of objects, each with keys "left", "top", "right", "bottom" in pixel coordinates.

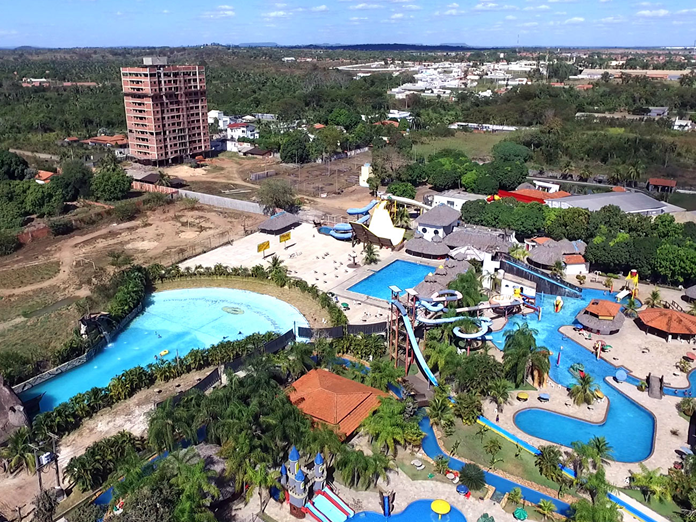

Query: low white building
[
  {"left": 500, "top": 272, "right": 537, "bottom": 298},
  {"left": 227, "top": 123, "right": 259, "bottom": 141},
  {"left": 425, "top": 190, "right": 487, "bottom": 212},
  {"left": 359, "top": 163, "right": 372, "bottom": 188},
  {"left": 415, "top": 204, "right": 461, "bottom": 241},
  {"left": 533, "top": 181, "right": 561, "bottom": 193},
  {"left": 563, "top": 254, "right": 589, "bottom": 276}
]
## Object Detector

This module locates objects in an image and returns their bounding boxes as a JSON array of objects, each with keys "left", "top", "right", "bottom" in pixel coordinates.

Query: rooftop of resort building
[
  {"left": 684, "top": 285, "right": 696, "bottom": 301},
  {"left": 0, "top": 375, "right": 29, "bottom": 445},
  {"left": 287, "top": 369, "right": 387, "bottom": 438},
  {"left": 585, "top": 299, "right": 623, "bottom": 318},
  {"left": 528, "top": 239, "right": 586, "bottom": 267},
  {"left": 638, "top": 308, "right": 696, "bottom": 337},
  {"left": 258, "top": 212, "right": 302, "bottom": 235},
  {"left": 405, "top": 236, "right": 450, "bottom": 258},
  {"left": 443, "top": 227, "right": 513, "bottom": 253},
  {"left": 415, "top": 204, "right": 461, "bottom": 228},
  {"left": 576, "top": 299, "right": 626, "bottom": 335}
]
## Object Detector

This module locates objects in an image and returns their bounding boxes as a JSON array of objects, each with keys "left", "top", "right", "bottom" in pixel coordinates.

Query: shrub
[
  {"left": 0, "top": 350, "right": 34, "bottom": 385},
  {"left": 679, "top": 397, "right": 696, "bottom": 417},
  {"left": 90, "top": 166, "right": 131, "bottom": 202},
  {"left": 52, "top": 334, "right": 89, "bottom": 366},
  {"left": 48, "top": 219, "right": 75, "bottom": 236},
  {"left": 142, "top": 192, "right": 171, "bottom": 209},
  {"left": 113, "top": 201, "right": 139, "bottom": 222},
  {"left": 459, "top": 463, "right": 486, "bottom": 491},
  {"left": 387, "top": 181, "right": 417, "bottom": 200},
  {"left": 0, "top": 231, "right": 20, "bottom": 256},
  {"left": 108, "top": 250, "right": 134, "bottom": 267}
]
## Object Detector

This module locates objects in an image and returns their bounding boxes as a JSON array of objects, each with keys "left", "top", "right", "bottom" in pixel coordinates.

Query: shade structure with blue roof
[{"left": 456, "top": 484, "right": 469, "bottom": 495}]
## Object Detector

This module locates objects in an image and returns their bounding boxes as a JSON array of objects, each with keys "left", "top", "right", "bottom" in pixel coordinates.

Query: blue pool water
[
  {"left": 489, "top": 289, "right": 655, "bottom": 463},
  {"left": 348, "top": 260, "right": 434, "bottom": 301},
  {"left": 21, "top": 288, "right": 309, "bottom": 412},
  {"left": 350, "top": 499, "right": 467, "bottom": 522}
]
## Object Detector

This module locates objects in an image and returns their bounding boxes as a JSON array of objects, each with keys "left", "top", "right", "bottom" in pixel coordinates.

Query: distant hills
[{"left": 287, "top": 43, "right": 471, "bottom": 51}]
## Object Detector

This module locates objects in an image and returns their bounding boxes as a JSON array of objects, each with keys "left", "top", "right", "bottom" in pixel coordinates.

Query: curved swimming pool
[
  {"left": 350, "top": 499, "right": 466, "bottom": 522},
  {"left": 490, "top": 289, "right": 655, "bottom": 463},
  {"left": 21, "top": 288, "right": 309, "bottom": 412}
]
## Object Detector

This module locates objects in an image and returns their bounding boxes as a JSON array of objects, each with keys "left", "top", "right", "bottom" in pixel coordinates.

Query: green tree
[
  {"left": 484, "top": 438, "right": 503, "bottom": 468},
  {"left": 428, "top": 394, "right": 456, "bottom": 434},
  {"left": 630, "top": 464, "right": 672, "bottom": 503},
  {"left": 258, "top": 178, "right": 297, "bottom": 214},
  {"left": 32, "top": 490, "right": 58, "bottom": 522},
  {"left": 90, "top": 166, "right": 131, "bottom": 201},
  {"left": 244, "top": 464, "right": 279, "bottom": 511},
  {"left": 0, "top": 427, "right": 36, "bottom": 474},
  {"left": 492, "top": 141, "right": 532, "bottom": 163},
  {"left": 54, "top": 160, "right": 93, "bottom": 201},
  {"left": 645, "top": 289, "right": 661, "bottom": 308},
  {"left": 535, "top": 445, "right": 563, "bottom": 483},
  {"left": 502, "top": 324, "right": 550, "bottom": 387},
  {"left": 387, "top": 181, "right": 416, "bottom": 200},
  {"left": 488, "top": 378, "right": 511, "bottom": 413},
  {"left": 362, "top": 243, "right": 379, "bottom": 265},
  {"left": 569, "top": 374, "right": 599, "bottom": 406},
  {"left": 486, "top": 160, "right": 528, "bottom": 191},
  {"left": 452, "top": 391, "right": 483, "bottom": 425},
  {"left": 460, "top": 463, "right": 486, "bottom": 491},
  {"left": 0, "top": 150, "right": 29, "bottom": 181},
  {"left": 508, "top": 488, "right": 523, "bottom": 505},
  {"left": 536, "top": 499, "right": 556, "bottom": 521},
  {"left": 280, "top": 131, "right": 311, "bottom": 164}
]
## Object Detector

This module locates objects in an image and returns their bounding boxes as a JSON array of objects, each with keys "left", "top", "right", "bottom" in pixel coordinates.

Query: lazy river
[
  {"left": 21, "top": 288, "right": 309, "bottom": 412},
  {"left": 489, "top": 288, "right": 655, "bottom": 463}
]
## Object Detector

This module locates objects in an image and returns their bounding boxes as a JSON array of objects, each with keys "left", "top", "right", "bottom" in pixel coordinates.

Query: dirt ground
[{"left": 162, "top": 152, "right": 375, "bottom": 216}]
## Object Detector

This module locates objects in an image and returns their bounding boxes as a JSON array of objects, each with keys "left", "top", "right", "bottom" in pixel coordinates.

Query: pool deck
[{"left": 180, "top": 223, "right": 441, "bottom": 324}]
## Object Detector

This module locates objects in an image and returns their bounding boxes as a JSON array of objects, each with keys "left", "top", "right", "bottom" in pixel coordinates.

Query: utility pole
[{"left": 29, "top": 444, "right": 43, "bottom": 494}]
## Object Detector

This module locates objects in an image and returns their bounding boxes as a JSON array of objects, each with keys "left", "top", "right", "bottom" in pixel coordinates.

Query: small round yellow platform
[
  {"left": 595, "top": 390, "right": 605, "bottom": 399},
  {"left": 431, "top": 499, "right": 451, "bottom": 519},
  {"left": 159, "top": 350, "right": 169, "bottom": 357}
]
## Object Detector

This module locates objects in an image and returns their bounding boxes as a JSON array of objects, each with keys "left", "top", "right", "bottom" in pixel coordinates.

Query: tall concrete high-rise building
[{"left": 121, "top": 57, "right": 210, "bottom": 164}]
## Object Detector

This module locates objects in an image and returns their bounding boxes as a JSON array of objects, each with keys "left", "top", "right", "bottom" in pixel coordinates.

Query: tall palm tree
[
  {"left": 268, "top": 255, "right": 286, "bottom": 278},
  {"left": 645, "top": 289, "right": 661, "bottom": 308},
  {"left": 428, "top": 395, "right": 455, "bottom": 431},
  {"left": 424, "top": 341, "right": 458, "bottom": 379},
  {"left": 630, "top": 464, "right": 672, "bottom": 503},
  {"left": 147, "top": 398, "right": 180, "bottom": 451},
  {"left": 244, "top": 464, "right": 280, "bottom": 511},
  {"left": 569, "top": 374, "right": 600, "bottom": 406},
  {"left": 452, "top": 392, "right": 482, "bottom": 425},
  {"left": 509, "top": 244, "right": 529, "bottom": 261},
  {"left": 570, "top": 441, "right": 596, "bottom": 478},
  {"left": 488, "top": 378, "right": 511, "bottom": 413},
  {"left": 362, "top": 243, "right": 380, "bottom": 265},
  {"left": 551, "top": 260, "right": 566, "bottom": 279},
  {"left": 365, "top": 358, "right": 404, "bottom": 391},
  {"left": 535, "top": 445, "right": 563, "bottom": 482},
  {"left": 394, "top": 206, "right": 411, "bottom": 228},
  {"left": 335, "top": 449, "right": 370, "bottom": 489},
  {"left": 0, "top": 427, "right": 36, "bottom": 475},
  {"left": 623, "top": 298, "right": 639, "bottom": 318},
  {"left": 587, "top": 436, "right": 614, "bottom": 466},
  {"left": 502, "top": 323, "right": 551, "bottom": 387},
  {"left": 581, "top": 467, "right": 614, "bottom": 505}
]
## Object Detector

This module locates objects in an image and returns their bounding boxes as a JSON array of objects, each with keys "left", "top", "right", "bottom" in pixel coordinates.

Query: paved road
[{"left": 9, "top": 149, "right": 60, "bottom": 161}]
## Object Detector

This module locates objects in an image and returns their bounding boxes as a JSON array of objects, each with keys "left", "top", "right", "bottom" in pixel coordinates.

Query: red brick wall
[
  {"left": 17, "top": 225, "right": 50, "bottom": 244},
  {"left": 131, "top": 181, "right": 178, "bottom": 194}
]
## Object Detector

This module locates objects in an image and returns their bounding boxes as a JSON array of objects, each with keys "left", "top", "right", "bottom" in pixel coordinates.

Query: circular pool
[{"left": 21, "top": 288, "right": 309, "bottom": 412}]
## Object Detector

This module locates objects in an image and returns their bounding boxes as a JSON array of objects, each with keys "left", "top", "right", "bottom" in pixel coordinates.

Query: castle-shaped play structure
[{"left": 281, "top": 446, "right": 355, "bottom": 522}]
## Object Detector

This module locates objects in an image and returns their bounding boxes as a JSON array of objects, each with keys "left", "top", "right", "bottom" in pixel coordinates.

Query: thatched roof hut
[
  {"left": 0, "top": 376, "right": 29, "bottom": 445},
  {"left": 443, "top": 228, "right": 512, "bottom": 253},
  {"left": 404, "top": 237, "right": 450, "bottom": 259},
  {"left": 258, "top": 212, "right": 301, "bottom": 235},
  {"left": 684, "top": 285, "right": 696, "bottom": 302}
]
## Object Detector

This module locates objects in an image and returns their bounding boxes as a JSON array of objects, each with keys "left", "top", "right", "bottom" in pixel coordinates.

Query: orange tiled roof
[
  {"left": 511, "top": 189, "right": 571, "bottom": 201},
  {"left": 612, "top": 186, "right": 627, "bottom": 192},
  {"left": 648, "top": 177, "right": 676, "bottom": 188},
  {"left": 287, "top": 369, "right": 387, "bottom": 437},
  {"left": 373, "top": 120, "right": 399, "bottom": 127},
  {"left": 531, "top": 237, "right": 552, "bottom": 245},
  {"left": 35, "top": 170, "right": 58, "bottom": 182},
  {"left": 563, "top": 254, "right": 586, "bottom": 265},
  {"left": 639, "top": 308, "right": 696, "bottom": 335},
  {"left": 585, "top": 299, "right": 622, "bottom": 319},
  {"left": 81, "top": 134, "right": 128, "bottom": 146}
]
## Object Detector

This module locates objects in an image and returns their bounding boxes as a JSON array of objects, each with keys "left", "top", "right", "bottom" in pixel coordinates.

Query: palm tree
[
  {"left": 476, "top": 425, "right": 490, "bottom": 443},
  {"left": 365, "top": 358, "right": 404, "bottom": 391},
  {"left": 581, "top": 467, "right": 614, "bottom": 505},
  {"left": 645, "top": 289, "right": 661, "bottom": 308},
  {"left": 535, "top": 445, "right": 563, "bottom": 482},
  {"left": 507, "top": 487, "right": 523, "bottom": 505},
  {"left": 168, "top": 452, "right": 220, "bottom": 521},
  {"left": 569, "top": 374, "right": 599, "bottom": 406},
  {"left": 551, "top": 260, "right": 566, "bottom": 279},
  {"left": 484, "top": 438, "right": 503, "bottom": 468},
  {"left": 362, "top": 243, "right": 380, "bottom": 265},
  {"left": 244, "top": 464, "right": 280, "bottom": 511},
  {"left": 366, "top": 453, "right": 393, "bottom": 487},
  {"left": 155, "top": 171, "right": 172, "bottom": 187},
  {"left": 268, "top": 255, "right": 286, "bottom": 278},
  {"left": 570, "top": 441, "right": 596, "bottom": 478},
  {"left": 147, "top": 398, "right": 180, "bottom": 451},
  {"left": 630, "top": 464, "right": 672, "bottom": 503},
  {"left": 428, "top": 395, "right": 456, "bottom": 433},
  {"left": 452, "top": 392, "right": 482, "bottom": 425},
  {"left": 0, "top": 427, "right": 36, "bottom": 474},
  {"left": 394, "top": 206, "right": 411, "bottom": 228},
  {"left": 284, "top": 342, "right": 315, "bottom": 380},
  {"left": 335, "top": 449, "right": 370, "bottom": 489},
  {"left": 623, "top": 298, "right": 639, "bottom": 318},
  {"left": 302, "top": 425, "right": 342, "bottom": 467},
  {"left": 536, "top": 499, "right": 556, "bottom": 521},
  {"left": 488, "top": 378, "right": 511, "bottom": 413},
  {"left": 434, "top": 455, "right": 450, "bottom": 475},
  {"left": 502, "top": 323, "right": 551, "bottom": 387},
  {"left": 459, "top": 463, "right": 486, "bottom": 491},
  {"left": 509, "top": 244, "right": 529, "bottom": 261},
  {"left": 587, "top": 436, "right": 614, "bottom": 466},
  {"left": 425, "top": 341, "right": 458, "bottom": 379}
]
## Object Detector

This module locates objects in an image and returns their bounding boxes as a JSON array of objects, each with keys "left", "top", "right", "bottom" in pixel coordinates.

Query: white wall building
[
  {"left": 227, "top": 123, "right": 259, "bottom": 141},
  {"left": 425, "top": 190, "right": 487, "bottom": 212}
]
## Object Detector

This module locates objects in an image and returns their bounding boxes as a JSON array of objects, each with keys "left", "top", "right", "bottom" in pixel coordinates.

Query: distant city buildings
[{"left": 121, "top": 57, "right": 210, "bottom": 164}]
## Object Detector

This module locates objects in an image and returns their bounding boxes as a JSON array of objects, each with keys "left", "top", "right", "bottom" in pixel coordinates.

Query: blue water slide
[
  {"left": 419, "top": 300, "right": 445, "bottom": 313},
  {"left": 452, "top": 317, "right": 493, "bottom": 340},
  {"left": 313, "top": 496, "right": 349, "bottom": 522},
  {"left": 356, "top": 213, "right": 370, "bottom": 225},
  {"left": 329, "top": 230, "right": 353, "bottom": 240},
  {"left": 321, "top": 488, "right": 355, "bottom": 517},
  {"left": 347, "top": 200, "right": 379, "bottom": 215},
  {"left": 391, "top": 300, "right": 439, "bottom": 386},
  {"left": 306, "top": 502, "right": 332, "bottom": 522}
]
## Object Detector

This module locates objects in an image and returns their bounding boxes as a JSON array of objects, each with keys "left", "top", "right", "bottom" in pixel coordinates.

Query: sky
[{"left": 1, "top": 0, "right": 695, "bottom": 48}]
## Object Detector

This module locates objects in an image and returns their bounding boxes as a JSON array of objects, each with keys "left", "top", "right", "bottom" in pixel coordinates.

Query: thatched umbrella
[
  {"left": 405, "top": 237, "right": 450, "bottom": 259},
  {"left": 684, "top": 285, "right": 696, "bottom": 302}
]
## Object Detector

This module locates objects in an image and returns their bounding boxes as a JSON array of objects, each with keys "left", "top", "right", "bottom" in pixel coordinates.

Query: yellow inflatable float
[{"left": 159, "top": 350, "right": 169, "bottom": 357}]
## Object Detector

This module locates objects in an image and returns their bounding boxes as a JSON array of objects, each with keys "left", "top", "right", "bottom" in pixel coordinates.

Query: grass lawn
[
  {"left": 0, "top": 261, "right": 60, "bottom": 289},
  {"left": 504, "top": 502, "right": 548, "bottom": 522},
  {"left": 619, "top": 489, "right": 682, "bottom": 522},
  {"left": 0, "top": 287, "right": 66, "bottom": 322},
  {"left": 413, "top": 132, "right": 509, "bottom": 160},
  {"left": 668, "top": 192, "right": 696, "bottom": 211},
  {"left": 443, "top": 420, "right": 571, "bottom": 495}
]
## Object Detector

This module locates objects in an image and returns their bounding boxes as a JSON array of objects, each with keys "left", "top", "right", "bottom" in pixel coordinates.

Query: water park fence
[
  {"left": 297, "top": 322, "right": 388, "bottom": 340},
  {"left": 163, "top": 231, "right": 238, "bottom": 266},
  {"left": 497, "top": 254, "right": 583, "bottom": 298},
  {"left": 176, "top": 188, "right": 265, "bottom": 215},
  {"left": 12, "top": 303, "right": 144, "bottom": 395}
]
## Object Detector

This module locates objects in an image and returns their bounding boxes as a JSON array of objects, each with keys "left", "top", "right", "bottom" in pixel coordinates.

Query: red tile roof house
[
  {"left": 287, "top": 369, "right": 387, "bottom": 439},
  {"left": 646, "top": 177, "right": 677, "bottom": 194}
]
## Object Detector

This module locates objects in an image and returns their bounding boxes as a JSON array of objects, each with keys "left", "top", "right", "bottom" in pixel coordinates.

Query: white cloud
[
  {"left": 443, "top": 8, "right": 463, "bottom": 15},
  {"left": 519, "top": 21, "right": 538, "bottom": 26},
  {"left": 636, "top": 9, "right": 669, "bottom": 16},
  {"left": 202, "top": 5, "right": 236, "bottom": 18},
  {"left": 0, "top": 30, "right": 18, "bottom": 36},
  {"left": 676, "top": 8, "right": 696, "bottom": 13},
  {"left": 473, "top": 2, "right": 519, "bottom": 11},
  {"left": 403, "top": 4, "right": 421, "bottom": 8},
  {"left": 505, "top": 15, "right": 517, "bottom": 19},
  {"left": 390, "top": 12, "right": 405, "bottom": 18},
  {"left": 599, "top": 0, "right": 611, "bottom": 2},
  {"left": 599, "top": 16, "right": 624, "bottom": 22},
  {"left": 523, "top": 4, "right": 550, "bottom": 10},
  {"left": 447, "top": 2, "right": 459, "bottom": 6},
  {"left": 563, "top": 16, "right": 584, "bottom": 23},
  {"left": 349, "top": 3, "right": 383, "bottom": 9},
  {"left": 310, "top": 5, "right": 328, "bottom": 11},
  {"left": 162, "top": 9, "right": 170, "bottom": 13},
  {"left": 275, "top": 2, "right": 287, "bottom": 6},
  {"left": 264, "top": 10, "right": 292, "bottom": 17}
]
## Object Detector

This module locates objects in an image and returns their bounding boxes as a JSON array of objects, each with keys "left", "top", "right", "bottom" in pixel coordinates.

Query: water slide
[
  {"left": 347, "top": 200, "right": 379, "bottom": 215},
  {"left": 418, "top": 290, "right": 462, "bottom": 313},
  {"left": 392, "top": 300, "right": 439, "bottom": 386},
  {"left": 312, "top": 496, "right": 350, "bottom": 522},
  {"left": 319, "top": 488, "right": 355, "bottom": 517},
  {"left": 328, "top": 214, "right": 370, "bottom": 240},
  {"left": 381, "top": 194, "right": 432, "bottom": 210},
  {"left": 452, "top": 317, "right": 494, "bottom": 340},
  {"left": 366, "top": 201, "right": 406, "bottom": 247},
  {"left": 305, "top": 502, "right": 332, "bottom": 522}
]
